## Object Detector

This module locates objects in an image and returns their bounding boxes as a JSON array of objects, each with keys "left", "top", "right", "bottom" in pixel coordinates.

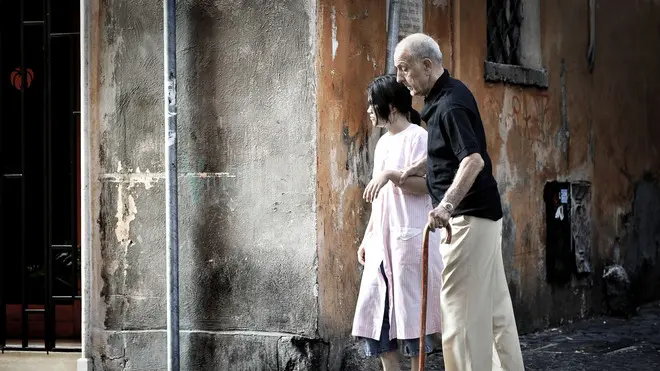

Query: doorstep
[{"left": 0, "top": 351, "right": 80, "bottom": 371}]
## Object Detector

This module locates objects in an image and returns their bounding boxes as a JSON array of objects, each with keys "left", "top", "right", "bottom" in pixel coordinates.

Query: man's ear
[{"left": 423, "top": 58, "right": 433, "bottom": 73}]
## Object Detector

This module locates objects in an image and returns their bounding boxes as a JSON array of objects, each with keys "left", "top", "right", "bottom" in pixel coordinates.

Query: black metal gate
[{"left": 0, "top": 0, "right": 81, "bottom": 352}]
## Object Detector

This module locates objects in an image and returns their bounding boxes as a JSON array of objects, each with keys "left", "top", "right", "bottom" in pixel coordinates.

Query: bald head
[
  {"left": 395, "top": 33, "right": 443, "bottom": 65},
  {"left": 393, "top": 33, "right": 444, "bottom": 97}
]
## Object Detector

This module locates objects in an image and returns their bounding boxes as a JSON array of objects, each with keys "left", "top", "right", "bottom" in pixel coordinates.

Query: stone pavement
[
  {"left": 402, "top": 301, "right": 660, "bottom": 371},
  {"left": 0, "top": 303, "right": 658, "bottom": 370}
]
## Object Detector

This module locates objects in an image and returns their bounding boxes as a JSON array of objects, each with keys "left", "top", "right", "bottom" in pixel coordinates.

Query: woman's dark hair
[{"left": 367, "top": 74, "right": 421, "bottom": 125}]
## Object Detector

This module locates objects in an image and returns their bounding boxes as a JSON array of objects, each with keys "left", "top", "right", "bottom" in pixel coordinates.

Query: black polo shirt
[{"left": 421, "top": 70, "right": 503, "bottom": 221}]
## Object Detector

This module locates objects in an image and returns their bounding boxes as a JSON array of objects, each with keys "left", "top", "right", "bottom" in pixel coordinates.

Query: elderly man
[{"left": 395, "top": 33, "right": 525, "bottom": 371}]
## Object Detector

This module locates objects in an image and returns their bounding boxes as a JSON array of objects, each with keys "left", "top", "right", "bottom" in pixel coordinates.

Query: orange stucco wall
[
  {"left": 452, "top": 0, "right": 660, "bottom": 330},
  {"left": 316, "top": 1, "right": 453, "bottom": 365},
  {"left": 317, "top": 0, "right": 660, "bottom": 365}
]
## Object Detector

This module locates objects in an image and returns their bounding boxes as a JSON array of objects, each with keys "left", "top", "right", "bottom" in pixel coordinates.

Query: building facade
[{"left": 75, "top": 0, "right": 660, "bottom": 370}]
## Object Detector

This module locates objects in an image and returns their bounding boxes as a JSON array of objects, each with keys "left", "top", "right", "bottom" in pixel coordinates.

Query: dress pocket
[{"left": 397, "top": 227, "right": 423, "bottom": 241}]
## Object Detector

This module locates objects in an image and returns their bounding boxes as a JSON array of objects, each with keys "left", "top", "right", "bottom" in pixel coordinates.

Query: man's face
[{"left": 394, "top": 49, "right": 430, "bottom": 96}]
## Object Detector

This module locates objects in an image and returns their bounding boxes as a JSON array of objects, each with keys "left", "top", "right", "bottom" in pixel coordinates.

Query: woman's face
[{"left": 367, "top": 105, "right": 378, "bottom": 127}]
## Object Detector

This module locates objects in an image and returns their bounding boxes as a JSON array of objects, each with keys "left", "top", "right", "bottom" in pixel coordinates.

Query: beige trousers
[{"left": 439, "top": 215, "right": 525, "bottom": 371}]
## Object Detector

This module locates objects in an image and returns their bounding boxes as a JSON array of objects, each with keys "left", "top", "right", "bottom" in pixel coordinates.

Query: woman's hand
[
  {"left": 357, "top": 244, "right": 366, "bottom": 265},
  {"left": 363, "top": 171, "right": 392, "bottom": 203}
]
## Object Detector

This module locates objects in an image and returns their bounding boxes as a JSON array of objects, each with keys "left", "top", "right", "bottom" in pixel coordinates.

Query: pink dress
[{"left": 352, "top": 124, "right": 444, "bottom": 341}]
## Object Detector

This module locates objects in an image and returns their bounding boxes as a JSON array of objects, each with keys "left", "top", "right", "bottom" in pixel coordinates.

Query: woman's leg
[
  {"left": 365, "top": 263, "right": 399, "bottom": 370},
  {"left": 410, "top": 355, "right": 419, "bottom": 371},
  {"left": 402, "top": 336, "right": 433, "bottom": 371},
  {"left": 380, "top": 351, "right": 401, "bottom": 371}
]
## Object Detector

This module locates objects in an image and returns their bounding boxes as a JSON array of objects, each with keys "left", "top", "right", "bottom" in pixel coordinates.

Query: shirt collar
[
  {"left": 421, "top": 69, "right": 450, "bottom": 122},
  {"left": 425, "top": 69, "right": 450, "bottom": 103}
]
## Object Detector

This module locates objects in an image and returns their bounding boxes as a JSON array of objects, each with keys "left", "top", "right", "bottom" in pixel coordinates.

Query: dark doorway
[{"left": 0, "top": 0, "right": 81, "bottom": 352}]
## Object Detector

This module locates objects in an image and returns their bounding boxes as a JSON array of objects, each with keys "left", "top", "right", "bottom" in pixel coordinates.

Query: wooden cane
[{"left": 419, "top": 223, "right": 452, "bottom": 371}]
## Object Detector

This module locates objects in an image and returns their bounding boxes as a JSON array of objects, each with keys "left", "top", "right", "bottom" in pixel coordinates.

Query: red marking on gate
[{"left": 10, "top": 67, "right": 34, "bottom": 90}]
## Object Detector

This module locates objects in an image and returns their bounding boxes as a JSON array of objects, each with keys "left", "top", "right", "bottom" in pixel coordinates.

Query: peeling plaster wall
[
  {"left": 589, "top": 1, "right": 660, "bottom": 307},
  {"left": 453, "top": 0, "right": 660, "bottom": 332},
  {"left": 92, "top": 0, "right": 660, "bottom": 369},
  {"left": 95, "top": 0, "right": 319, "bottom": 369},
  {"left": 317, "top": 2, "right": 660, "bottom": 364},
  {"left": 315, "top": 1, "right": 451, "bottom": 370},
  {"left": 315, "top": 1, "right": 386, "bottom": 368}
]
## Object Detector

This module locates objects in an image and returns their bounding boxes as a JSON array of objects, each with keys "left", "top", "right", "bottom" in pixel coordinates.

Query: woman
[{"left": 352, "top": 75, "right": 444, "bottom": 371}]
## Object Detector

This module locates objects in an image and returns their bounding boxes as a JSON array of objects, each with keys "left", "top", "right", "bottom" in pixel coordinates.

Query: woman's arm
[{"left": 384, "top": 170, "right": 428, "bottom": 195}]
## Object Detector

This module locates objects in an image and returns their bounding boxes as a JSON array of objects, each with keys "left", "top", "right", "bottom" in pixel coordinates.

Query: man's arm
[
  {"left": 438, "top": 108, "right": 484, "bottom": 210},
  {"left": 429, "top": 153, "right": 484, "bottom": 229},
  {"left": 428, "top": 107, "right": 485, "bottom": 229},
  {"left": 399, "top": 157, "right": 427, "bottom": 184},
  {"left": 385, "top": 170, "right": 428, "bottom": 195},
  {"left": 440, "top": 153, "right": 484, "bottom": 209}
]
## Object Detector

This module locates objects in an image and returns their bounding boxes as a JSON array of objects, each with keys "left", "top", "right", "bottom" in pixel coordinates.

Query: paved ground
[
  {"left": 0, "top": 351, "right": 78, "bottom": 371},
  {"left": 1, "top": 303, "right": 659, "bottom": 370},
  {"left": 405, "top": 301, "right": 660, "bottom": 370}
]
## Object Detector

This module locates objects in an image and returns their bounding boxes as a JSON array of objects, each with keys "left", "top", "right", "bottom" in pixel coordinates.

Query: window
[
  {"left": 485, "top": 0, "right": 548, "bottom": 88},
  {"left": 486, "top": 0, "right": 522, "bottom": 66}
]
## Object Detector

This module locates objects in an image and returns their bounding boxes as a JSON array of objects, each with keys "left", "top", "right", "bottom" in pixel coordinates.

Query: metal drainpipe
[
  {"left": 385, "top": 0, "right": 401, "bottom": 74},
  {"left": 164, "top": 0, "right": 180, "bottom": 370},
  {"left": 382, "top": 0, "right": 401, "bottom": 137},
  {"left": 78, "top": 0, "right": 93, "bottom": 369}
]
